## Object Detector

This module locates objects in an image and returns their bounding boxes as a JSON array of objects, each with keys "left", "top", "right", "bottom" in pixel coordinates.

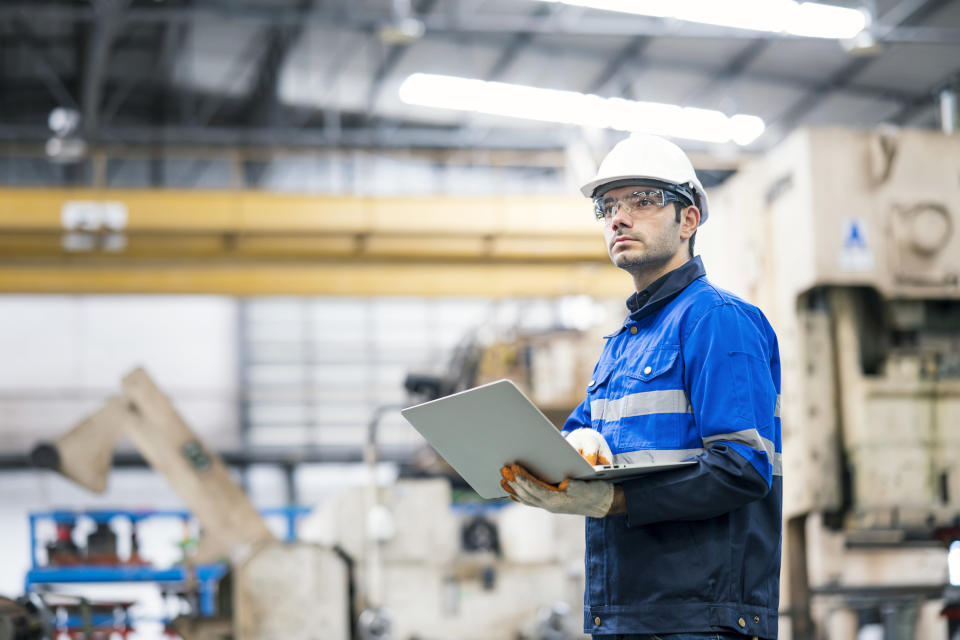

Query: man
[{"left": 500, "top": 134, "right": 782, "bottom": 640}]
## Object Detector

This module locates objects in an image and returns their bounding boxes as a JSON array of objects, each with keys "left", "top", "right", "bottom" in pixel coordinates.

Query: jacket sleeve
[
  {"left": 561, "top": 395, "right": 592, "bottom": 436},
  {"left": 618, "top": 303, "right": 779, "bottom": 526}
]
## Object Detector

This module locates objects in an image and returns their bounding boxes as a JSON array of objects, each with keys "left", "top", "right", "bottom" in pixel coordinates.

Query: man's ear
[{"left": 680, "top": 205, "right": 701, "bottom": 240}]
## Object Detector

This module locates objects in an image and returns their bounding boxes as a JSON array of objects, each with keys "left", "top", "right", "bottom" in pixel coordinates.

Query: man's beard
[{"left": 610, "top": 229, "right": 679, "bottom": 272}]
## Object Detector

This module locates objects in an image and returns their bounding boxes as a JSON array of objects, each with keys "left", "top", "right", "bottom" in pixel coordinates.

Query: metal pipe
[
  {"left": 940, "top": 86, "right": 958, "bottom": 135},
  {"left": 2, "top": 445, "right": 422, "bottom": 471},
  {"left": 363, "top": 403, "right": 405, "bottom": 612}
]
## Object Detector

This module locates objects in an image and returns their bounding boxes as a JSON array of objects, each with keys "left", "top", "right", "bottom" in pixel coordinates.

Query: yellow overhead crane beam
[
  {"left": 0, "top": 263, "right": 628, "bottom": 297},
  {"left": 0, "top": 189, "right": 631, "bottom": 296}
]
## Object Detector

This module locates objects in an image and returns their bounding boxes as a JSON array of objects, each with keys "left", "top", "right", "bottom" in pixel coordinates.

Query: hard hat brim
[{"left": 580, "top": 174, "right": 669, "bottom": 198}]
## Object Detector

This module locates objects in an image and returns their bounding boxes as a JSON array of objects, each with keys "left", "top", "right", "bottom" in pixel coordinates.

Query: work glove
[
  {"left": 499, "top": 463, "right": 614, "bottom": 518},
  {"left": 565, "top": 428, "right": 613, "bottom": 466}
]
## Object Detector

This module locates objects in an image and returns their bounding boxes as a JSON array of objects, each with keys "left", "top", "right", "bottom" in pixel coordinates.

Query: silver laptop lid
[{"left": 400, "top": 379, "right": 594, "bottom": 499}]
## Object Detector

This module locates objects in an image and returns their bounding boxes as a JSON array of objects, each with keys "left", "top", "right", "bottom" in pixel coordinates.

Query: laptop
[{"left": 400, "top": 379, "right": 697, "bottom": 499}]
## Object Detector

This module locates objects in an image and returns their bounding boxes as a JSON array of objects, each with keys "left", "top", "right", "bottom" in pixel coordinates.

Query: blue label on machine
[{"left": 838, "top": 217, "right": 875, "bottom": 271}]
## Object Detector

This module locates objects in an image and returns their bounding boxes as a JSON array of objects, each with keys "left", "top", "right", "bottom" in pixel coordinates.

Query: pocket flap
[
  {"left": 625, "top": 347, "right": 680, "bottom": 382},
  {"left": 586, "top": 365, "right": 613, "bottom": 391}
]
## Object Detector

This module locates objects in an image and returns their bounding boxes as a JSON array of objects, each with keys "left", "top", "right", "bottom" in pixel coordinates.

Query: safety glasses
[{"left": 592, "top": 189, "right": 683, "bottom": 221}]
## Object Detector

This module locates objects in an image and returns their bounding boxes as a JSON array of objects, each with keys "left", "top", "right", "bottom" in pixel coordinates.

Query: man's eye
[{"left": 638, "top": 197, "right": 654, "bottom": 207}]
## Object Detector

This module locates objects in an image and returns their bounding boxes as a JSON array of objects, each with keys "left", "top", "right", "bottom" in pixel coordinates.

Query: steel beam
[
  {"left": 585, "top": 36, "right": 652, "bottom": 97},
  {"left": 0, "top": 189, "right": 632, "bottom": 294},
  {"left": 485, "top": 4, "right": 557, "bottom": 82},
  {"left": 1, "top": 0, "right": 950, "bottom": 154},
  {"left": 0, "top": 445, "right": 422, "bottom": 471},
  {"left": 0, "top": 122, "right": 576, "bottom": 150},
  {"left": 193, "top": 30, "right": 272, "bottom": 127},
  {"left": 0, "top": 262, "right": 630, "bottom": 297},
  {"left": 4, "top": 3, "right": 959, "bottom": 44},
  {"left": 892, "top": 67, "right": 960, "bottom": 125},
  {"left": 247, "top": 0, "right": 314, "bottom": 127},
  {"left": 102, "top": 22, "right": 178, "bottom": 126},
  {"left": 0, "top": 188, "right": 596, "bottom": 236},
  {"left": 683, "top": 40, "right": 770, "bottom": 106},
  {"left": 770, "top": 57, "right": 876, "bottom": 135},
  {"left": 8, "top": 17, "right": 79, "bottom": 110},
  {"left": 427, "top": 34, "right": 921, "bottom": 106},
  {"left": 81, "top": 0, "right": 128, "bottom": 137},
  {"left": 0, "top": 7, "right": 934, "bottom": 139},
  {"left": 365, "top": 0, "right": 439, "bottom": 114},
  {"left": 769, "top": 0, "right": 951, "bottom": 138}
]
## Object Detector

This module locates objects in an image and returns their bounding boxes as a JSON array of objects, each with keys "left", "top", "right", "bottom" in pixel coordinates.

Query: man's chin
[
  {"left": 611, "top": 250, "right": 674, "bottom": 272},
  {"left": 610, "top": 250, "right": 646, "bottom": 268}
]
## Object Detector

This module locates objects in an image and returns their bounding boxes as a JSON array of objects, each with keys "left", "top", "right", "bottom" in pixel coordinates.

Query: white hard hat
[{"left": 580, "top": 134, "right": 710, "bottom": 224}]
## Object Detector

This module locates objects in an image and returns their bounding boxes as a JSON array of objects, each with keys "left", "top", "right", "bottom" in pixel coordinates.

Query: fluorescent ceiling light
[
  {"left": 537, "top": 0, "right": 868, "bottom": 39},
  {"left": 399, "top": 73, "right": 766, "bottom": 146}
]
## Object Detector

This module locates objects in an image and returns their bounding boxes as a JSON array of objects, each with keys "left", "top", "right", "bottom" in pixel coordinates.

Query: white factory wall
[
  {"left": 0, "top": 292, "right": 605, "bottom": 456},
  {"left": 0, "top": 295, "right": 240, "bottom": 453},
  {"left": 242, "top": 296, "right": 497, "bottom": 448}
]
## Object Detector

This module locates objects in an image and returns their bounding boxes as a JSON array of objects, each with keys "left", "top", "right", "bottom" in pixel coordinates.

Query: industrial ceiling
[{"left": 1, "top": 0, "right": 959, "bottom": 167}]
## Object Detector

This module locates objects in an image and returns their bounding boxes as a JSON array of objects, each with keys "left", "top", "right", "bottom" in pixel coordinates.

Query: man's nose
[{"left": 609, "top": 203, "right": 631, "bottom": 229}]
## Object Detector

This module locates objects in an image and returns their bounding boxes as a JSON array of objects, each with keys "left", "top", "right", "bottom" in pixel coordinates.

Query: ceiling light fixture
[
  {"left": 399, "top": 73, "right": 766, "bottom": 146},
  {"left": 536, "top": 0, "right": 868, "bottom": 40}
]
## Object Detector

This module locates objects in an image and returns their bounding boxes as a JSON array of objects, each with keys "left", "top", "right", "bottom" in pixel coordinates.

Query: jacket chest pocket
[
  {"left": 612, "top": 347, "right": 688, "bottom": 451},
  {"left": 585, "top": 365, "right": 614, "bottom": 430}
]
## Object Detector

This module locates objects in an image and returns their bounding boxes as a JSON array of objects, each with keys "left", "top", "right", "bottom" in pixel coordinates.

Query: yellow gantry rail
[{"left": 0, "top": 188, "right": 629, "bottom": 296}]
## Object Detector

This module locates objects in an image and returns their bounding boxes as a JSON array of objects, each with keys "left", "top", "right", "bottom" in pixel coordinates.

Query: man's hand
[
  {"left": 565, "top": 428, "right": 613, "bottom": 465},
  {"left": 499, "top": 463, "right": 614, "bottom": 518}
]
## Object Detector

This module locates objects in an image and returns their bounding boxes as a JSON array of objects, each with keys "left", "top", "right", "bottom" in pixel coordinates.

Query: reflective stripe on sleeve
[
  {"left": 612, "top": 448, "right": 704, "bottom": 466},
  {"left": 591, "top": 389, "right": 691, "bottom": 422},
  {"left": 703, "top": 428, "right": 775, "bottom": 460},
  {"left": 775, "top": 395, "right": 781, "bottom": 418},
  {"left": 612, "top": 446, "right": 783, "bottom": 476},
  {"left": 703, "top": 428, "right": 781, "bottom": 476}
]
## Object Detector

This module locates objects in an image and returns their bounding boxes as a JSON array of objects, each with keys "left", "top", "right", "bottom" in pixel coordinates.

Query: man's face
[{"left": 600, "top": 184, "right": 684, "bottom": 272}]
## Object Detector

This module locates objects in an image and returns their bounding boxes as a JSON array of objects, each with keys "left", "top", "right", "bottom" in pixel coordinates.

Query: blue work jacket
[{"left": 563, "top": 256, "right": 782, "bottom": 639}]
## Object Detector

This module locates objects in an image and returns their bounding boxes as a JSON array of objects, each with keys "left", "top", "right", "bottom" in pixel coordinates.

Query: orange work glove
[{"left": 499, "top": 464, "right": 614, "bottom": 518}]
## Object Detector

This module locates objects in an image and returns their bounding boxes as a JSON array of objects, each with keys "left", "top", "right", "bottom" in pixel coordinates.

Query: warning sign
[{"left": 837, "top": 218, "right": 875, "bottom": 271}]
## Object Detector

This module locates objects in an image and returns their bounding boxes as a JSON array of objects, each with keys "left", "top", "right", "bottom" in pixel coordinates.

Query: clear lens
[{"left": 593, "top": 190, "right": 670, "bottom": 220}]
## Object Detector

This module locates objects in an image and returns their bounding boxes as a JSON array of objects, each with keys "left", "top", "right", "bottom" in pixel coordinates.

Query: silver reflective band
[
  {"left": 702, "top": 428, "right": 783, "bottom": 477},
  {"left": 774, "top": 395, "right": 781, "bottom": 418},
  {"left": 703, "top": 428, "right": 775, "bottom": 461},
  {"left": 613, "top": 448, "right": 703, "bottom": 466},
  {"left": 591, "top": 389, "right": 692, "bottom": 422},
  {"left": 614, "top": 447, "right": 783, "bottom": 477}
]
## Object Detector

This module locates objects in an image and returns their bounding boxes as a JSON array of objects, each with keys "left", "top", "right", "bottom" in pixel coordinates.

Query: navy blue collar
[{"left": 625, "top": 255, "right": 706, "bottom": 321}]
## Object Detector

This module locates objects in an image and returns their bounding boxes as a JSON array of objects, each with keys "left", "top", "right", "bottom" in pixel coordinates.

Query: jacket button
[
  {"left": 754, "top": 616, "right": 760, "bottom": 623},
  {"left": 630, "top": 326, "right": 638, "bottom": 334},
  {"left": 738, "top": 617, "right": 746, "bottom": 628},
  {"left": 594, "top": 616, "right": 601, "bottom": 626},
  {"left": 643, "top": 366, "right": 652, "bottom": 375}
]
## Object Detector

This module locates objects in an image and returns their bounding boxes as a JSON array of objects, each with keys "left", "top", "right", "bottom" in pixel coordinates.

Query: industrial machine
[
  {"left": 30, "top": 369, "right": 350, "bottom": 640},
  {"left": 703, "top": 127, "right": 960, "bottom": 640},
  {"left": 28, "top": 368, "right": 588, "bottom": 640}
]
